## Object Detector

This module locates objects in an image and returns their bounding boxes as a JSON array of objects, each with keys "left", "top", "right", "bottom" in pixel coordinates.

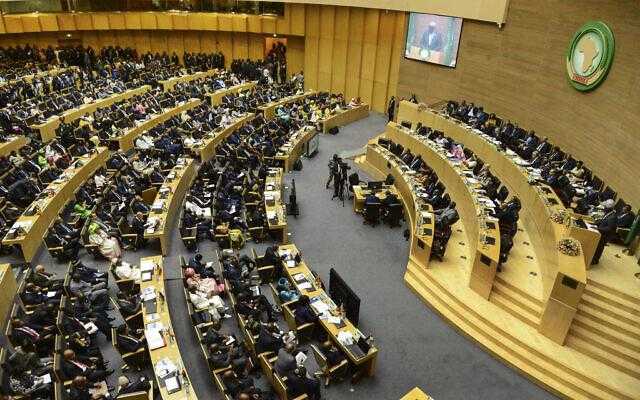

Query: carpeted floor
[{"left": 3, "top": 111, "right": 558, "bottom": 400}]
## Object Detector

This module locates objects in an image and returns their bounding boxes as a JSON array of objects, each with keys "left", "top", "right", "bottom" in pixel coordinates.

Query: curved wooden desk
[
  {"left": 258, "top": 91, "right": 316, "bottom": 120},
  {"left": 274, "top": 126, "right": 316, "bottom": 173},
  {"left": 383, "top": 122, "right": 501, "bottom": 298},
  {"left": 277, "top": 243, "right": 378, "bottom": 377},
  {"left": 159, "top": 69, "right": 218, "bottom": 92},
  {"left": 396, "top": 103, "right": 590, "bottom": 343},
  {"left": 0, "top": 136, "right": 28, "bottom": 157},
  {"left": 264, "top": 167, "right": 288, "bottom": 244},
  {"left": 139, "top": 255, "right": 197, "bottom": 400},
  {"left": 188, "top": 113, "right": 254, "bottom": 163},
  {"left": 30, "top": 85, "right": 152, "bottom": 143},
  {"left": 363, "top": 143, "right": 435, "bottom": 265},
  {"left": 320, "top": 104, "right": 370, "bottom": 134},
  {"left": 113, "top": 98, "right": 202, "bottom": 151},
  {"left": 145, "top": 158, "right": 197, "bottom": 256},
  {"left": 206, "top": 81, "right": 257, "bottom": 106},
  {"left": 2, "top": 147, "right": 109, "bottom": 262}
]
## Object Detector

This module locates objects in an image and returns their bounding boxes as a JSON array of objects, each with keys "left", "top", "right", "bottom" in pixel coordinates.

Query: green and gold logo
[{"left": 566, "top": 21, "right": 615, "bottom": 91}]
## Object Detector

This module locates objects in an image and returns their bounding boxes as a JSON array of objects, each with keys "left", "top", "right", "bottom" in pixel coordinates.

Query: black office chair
[
  {"left": 383, "top": 203, "right": 403, "bottom": 228},
  {"left": 363, "top": 202, "right": 381, "bottom": 227},
  {"left": 348, "top": 172, "right": 362, "bottom": 200}
]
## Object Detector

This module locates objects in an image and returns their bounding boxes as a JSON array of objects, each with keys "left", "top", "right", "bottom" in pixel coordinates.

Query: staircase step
[
  {"left": 489, "top": 291, "right": 539, "bottom": 328},
  {"left": 574, "top": 307, "right": 640, "bottom": 340},
  {"left": 569, "top": 324, "right": 640, "bottom": 364},
  {"left": 492, "top": 277, "right": 543, "bottom": 316},
  {"left": 404, "top": 262, "right": 639, "bottom": 400},
  {"left": 494, "top": 275, "right": 544, "bottom": 307},
  {"left": 585, "top": 280, "right": 640, "bottom": 314},
  {"left": 571, "top": 318, "right": 640, "bottom": 354},
  {"left": 566, "top": 334, "right": 640, "bottom": 380},
  {"left": 579, "top": 297, "right": 640, "bottom": 329}
]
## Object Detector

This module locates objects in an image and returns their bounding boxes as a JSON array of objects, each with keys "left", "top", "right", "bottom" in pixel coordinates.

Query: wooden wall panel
[
  {"left": 316, "top": 5, "right": 335, "bottom": 92},
  {"left": 133, "top": 31, "right": 151, "bottom": 55},
  {"left": 218, "top": 14, "right": 233, "bottom": 32},
  {"left": 140, "top": 13, "right": 157, "bottom": 30},
  {"left": 287, "top": 36, "right": 305, "bottom": 76},
  {"left": 115, "top": 31, "right": 134, "bottom": 49},
  {"left": 261, "top": 17, "right": 277, "bottom": 34},
  {"left": 4, "top": 16, "right": 24, "bottom": 34},
  {"left": 150, "top": 31, "right": 168, "bottom": 54},
  {"left": 217, "top": 31, "right": 233, "bottom": 68},
  {"left": 290, "top": 4, "right": 305, "bottom": 36},
  {"left": 397, "top": 0, "right": 640, "bottom": 207},
  {"left": 303, "top": 5, "right": 320, "bottom": 91},
  {"left": 232, "top": 15, "right": 248, "bottom": 32},
  {"left": 21, "top": 16, "right": 41, "bottom": 33},
  {"left": 200, "top": 32, "right": 216, "bottom": 53},
  {"left": 91, "top": 14, "right": 109, "bottom": 30},
  {"left": 344, "top": 8, "right": 365, "bottom": 101},
  {"left": 183, "top": 31, "right": 201, "bottom": 53},
  {"left": 108, "top": 13, "right": 126, "bottom": 30},
  {"left": 38, "top": 15, "right": 58, "bottom": 32},
  {"left": 200, "top": 14, "right": 218, "bottom": 31},
  {"left": 167, "top": 32, "right": 185, "bottom": 60},
  {"left": 74, "top": 14, "right": 94, "bottom": 30},
  {"left": 172, "top": 14, "right": 189, "bottom": 31},
  {"left": 125, "top": 12, "right": 142, "bottom": 30},
  {"left": 155, "top": 13, "right": 173, "bottom": 30},
  {"left": 232, "top": 33, "right": 249, "bottom": 60},
  {"left": 249, "top": 35, "right": 264, "bottom": 60}
]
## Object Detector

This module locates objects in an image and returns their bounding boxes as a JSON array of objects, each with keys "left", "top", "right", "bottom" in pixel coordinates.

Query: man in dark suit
[
  {"left": 294, "top": 295, "right": 319, "bottom": 326},
  {"left": 131, "top": 212, "right": 147, "bottom": 245},
  {"left": 286, "top": 366, "right": 321, "bottom": 400},
  {"left": 592, "top": 204, "right": 618, "bottom": 265},
  {"left": 116, "top": 375, "right": 150, "bottom": 396},
  {"left": 62, "top": 349, "right": 113, "bottom": 382},
  {"left": 617, "top": 205, "right": 635, "bottom": 229},
  {"left": 115, "top": 325, "right": 146, "bottom": 353}
]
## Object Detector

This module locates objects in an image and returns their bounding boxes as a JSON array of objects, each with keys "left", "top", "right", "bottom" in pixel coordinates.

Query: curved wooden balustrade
[
  {"left": 2, "top": 147, "right": 110, "bottom": 262},
  {"left": 396, "top": 102, "right": 595, "bottom": 344}
]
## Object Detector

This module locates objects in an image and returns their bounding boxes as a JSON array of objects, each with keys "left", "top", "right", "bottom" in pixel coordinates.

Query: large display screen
[{"left": 404, "top": 13, "right": 463, "bottom": 68}]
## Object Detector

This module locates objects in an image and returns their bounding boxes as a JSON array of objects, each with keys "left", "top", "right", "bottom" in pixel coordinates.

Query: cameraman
[{"left": 326, "top": 154, "right": 340, "bottom": 189}]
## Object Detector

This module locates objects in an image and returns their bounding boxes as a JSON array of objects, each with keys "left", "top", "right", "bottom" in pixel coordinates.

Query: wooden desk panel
[
  {"left": 364, "top": 145, "right": 434, "bottom": 268},
  {"left": 384, "top": 123, "right": 501, "bottom": 298},
  {"left": 206, "top": 81, "right": 257, "bottom": 106},
  {"left": 398, "top": 102, "right": 595, "bottom": 294},
  {"left": 2, "top": 147, "right": 109, "bottom": 262},
  {"left": 139, "top": 256, "right": 197, "bottom": 400},
  {"left": 30, "top": 85, "right": 151, "bottom": 143},
  {"left": 400, "top": 387, "right": 432, "bottom": 400},
  {"left": 258, "top": 91, "right": 316, "bottom": 120},
  {"left": 0, "top": 264, "right": 17, "bottom": 323},
  {"left": 60, "top": 85, "right": 151, "bottom": 123},
  {"left": 320, "top": 104, "right": 370, "bottom": 134},
  {"left": 188, "top": 113, "right": 254, "bottom": 163},
  {"left": 274, "top": 126, "right": 316, "bottom": 173},
  {"left": 0, "top": 136, "right": 28, "bottom": 157},
  {"left": 264, "top": 168, "right": 287, "bottom": 244},
  {"left": 115, "top": 99, "right": 202, "bottom": 152},
  {"left": 159, "top": 69, "right": 218, "bottom": 92},
  {"left": 277, "top": 243, "right": 378, "bottom": 377},
  {"left": 145, "top": 158, "right": 196, "bottom": 256}
]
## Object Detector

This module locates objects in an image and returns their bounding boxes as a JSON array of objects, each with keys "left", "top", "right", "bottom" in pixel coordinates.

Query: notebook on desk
[{"left": 144, "top": 299, "right": 157, "bottom": 314}]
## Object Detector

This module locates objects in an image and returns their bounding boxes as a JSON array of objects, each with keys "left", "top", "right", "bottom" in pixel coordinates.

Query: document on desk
[
  {"left": 142, "top": 287, "right": 157, "bottom": 301},
  {"left": 155, "top": 358, "right": 178, "bottom": 379},
  {"left": 145, "top": 327, "right": 166, "bottom": 350},
  {"left": 311, "top": 300, "right": 330, "bottom": 314}
]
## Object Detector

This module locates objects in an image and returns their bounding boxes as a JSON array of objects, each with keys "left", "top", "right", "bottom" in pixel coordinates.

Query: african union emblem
[{"left": 566, "top": 21, "right": 615, "bottom": 91}]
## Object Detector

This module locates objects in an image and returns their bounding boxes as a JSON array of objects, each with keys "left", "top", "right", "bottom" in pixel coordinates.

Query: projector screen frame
[{"left": 403, "top": 12, "right": 464, "bottom": 69}]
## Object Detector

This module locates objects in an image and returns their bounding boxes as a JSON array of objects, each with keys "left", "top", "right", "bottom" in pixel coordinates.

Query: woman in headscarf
[{"left": 88, "top": 222, "right": 122, "bottom": 260}]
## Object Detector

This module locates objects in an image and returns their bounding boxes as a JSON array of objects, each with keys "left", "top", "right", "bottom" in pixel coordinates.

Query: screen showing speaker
[{"left": 404, "top": 12, "right": 463, "bottom": 68}]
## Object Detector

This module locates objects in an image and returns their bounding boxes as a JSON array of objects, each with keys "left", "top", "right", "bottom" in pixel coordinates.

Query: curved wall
[{"left": 397, "top": 0, "right": 640, "bottom": 208}]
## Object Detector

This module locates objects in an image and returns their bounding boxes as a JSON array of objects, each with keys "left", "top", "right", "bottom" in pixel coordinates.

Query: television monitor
[
  {"left": 329, "top": 268, "right": 361, "bottom": 326},
  {"left": 404, "top": 12, "right": 463, "bottom": 68}
]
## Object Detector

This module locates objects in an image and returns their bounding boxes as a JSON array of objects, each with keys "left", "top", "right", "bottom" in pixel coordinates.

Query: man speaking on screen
[{"left": 419, "top": 21, "right": 443, "bottom": 59}]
